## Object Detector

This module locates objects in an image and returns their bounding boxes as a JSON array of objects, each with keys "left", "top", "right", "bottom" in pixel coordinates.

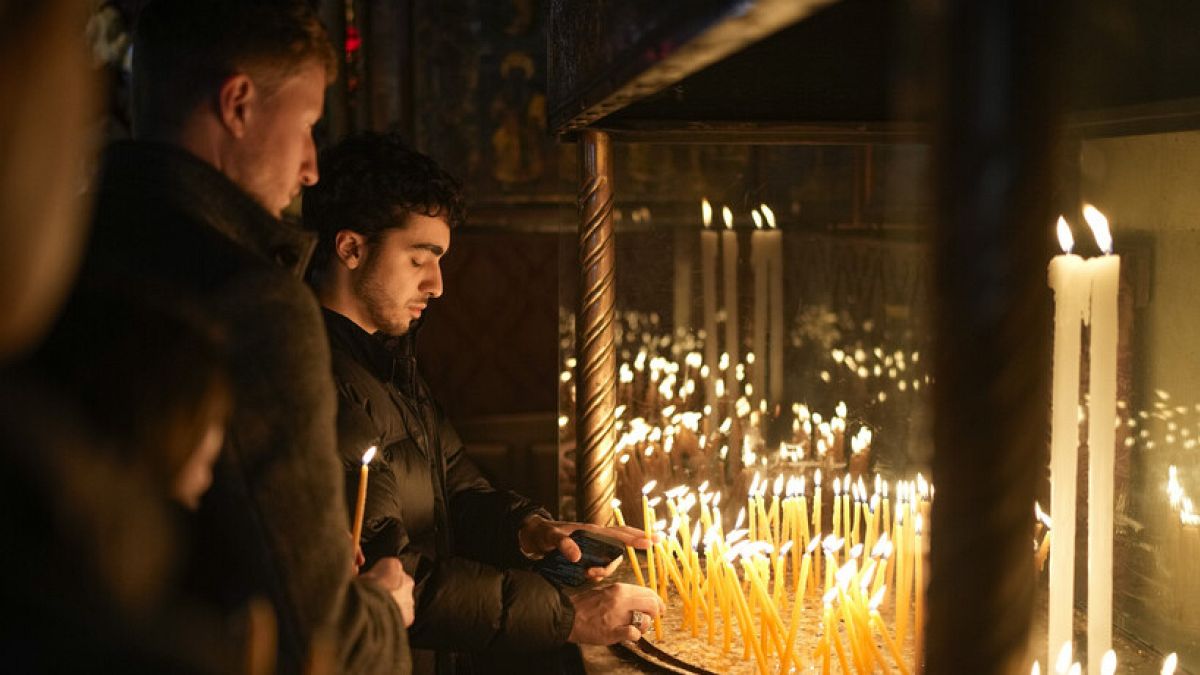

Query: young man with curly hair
[{"left": 305, "top": 132, "right": 664, "bottom": 673}]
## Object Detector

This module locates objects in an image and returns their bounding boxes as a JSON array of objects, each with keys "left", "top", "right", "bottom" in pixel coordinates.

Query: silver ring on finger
[{"left": 630, "top": 609, "right": 647, "bottom": 629}]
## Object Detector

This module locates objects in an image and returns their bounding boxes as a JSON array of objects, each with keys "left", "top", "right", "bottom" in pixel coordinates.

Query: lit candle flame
[
  {"left": 642, "top": 480, "right": 658, "bottom": 495},
  {"left": 701, "top": 198, "right": 713, "bottom": 228},
  {"left": 1057, "top": 216, "right": 1074, "bottom": 254},
  {"left": 611, "top": 498, "right": 621, "bottom": 509},
  {"left": 1035, "top": 501, "right": 1052, "bottom": 529},
  {"left": 869, "top": 585, "right": 886, "bottom": 611},
  {"left": 1032, "top": 663, "right": 1041, "bottom": 675},
  {"left": 721, "top": 205, "right": 733, "bottom": 230},
  {"left": 362, "top": 446, "right": 377, "bottom": 465},
  {"left": 1162, "top": 653, "right": 1178, "bottom": 675},
  {"left": 1082, "top": 204, "right": 1112, "bottom": 254},
  {"left": 760, "top": 203, "right": 776, "bottom": 229},
  {"left": 1100, "top": 650, "right": 1117, "bottom": 675},
  {"left": 751, "top": 209, "right": 763, "bottom": 230},
  {"left": 1055, "top": 642, "right": 1072, "bottom": 674}
]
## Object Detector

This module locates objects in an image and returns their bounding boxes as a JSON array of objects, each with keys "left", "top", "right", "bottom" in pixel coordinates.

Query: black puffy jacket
[{"left": 322, "top": 309, "right": 575, "bottom": 673}]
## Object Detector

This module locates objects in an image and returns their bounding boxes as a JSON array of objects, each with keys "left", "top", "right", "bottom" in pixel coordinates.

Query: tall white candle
[
  {"left": 751, "top": 209, "right": 768, "bottom": 405},
  {"left": 763, "top": 204, "right": 784, "bottom": 405},
  {"left": 721, "top": 206, "right": 739, "bottom": 398},
  {"left": 700, "top": 200, "right": 719, "bottom": 415},
  {"left": 1083, "top": 204, "right": 1119, "bottom": 675},
  {"left": 673, "top": 228, "right": 693, "bottom": 335},
  {"left": 751, "top": 204, "right": 786, "bottom": 407},
  {"left": 1048, "top": 216, "right": 1087, "bottom": 668}
]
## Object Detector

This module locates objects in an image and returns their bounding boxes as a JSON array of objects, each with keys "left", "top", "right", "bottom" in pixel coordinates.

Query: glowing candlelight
[
  {"left": 1048, "top": 214, "right": 1086, "bottom": 667},
  {"left": 1099, "top": 650, "right": 1117, "bottom": 675},
  {"left": 1055, "top": 642, "right": 1073, "bottom": 675},
  {"left": 720, "top": 205, "right": 739, "bottom": 400},
  {"left": 1083, "top": 204, "right": 1119, "bottom": 672},
  {"left": 351, "top": 446, "right": 377, "bottom": 548},
  {"left": 1162, "top": 653, "right": 1178, "bottom": 675},
  {"left": 700, "top": 199, "right": 719, "bottom": 421}
]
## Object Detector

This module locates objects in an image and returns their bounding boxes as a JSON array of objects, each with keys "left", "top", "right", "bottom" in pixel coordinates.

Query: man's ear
[
  {"left": 334, "top": 230, "right": 368, "bottom": 270},
  {"left": 216, "top": 73, "right": 256, "bottom": 139}
]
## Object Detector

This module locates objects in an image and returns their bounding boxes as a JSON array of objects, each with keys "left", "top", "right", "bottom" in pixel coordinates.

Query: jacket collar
[
  {"left": 100, "top": 141, "right": 316, "bottom": 277},
  {"left": 322, "top": 308, "right": 422, "bottom": 396}
]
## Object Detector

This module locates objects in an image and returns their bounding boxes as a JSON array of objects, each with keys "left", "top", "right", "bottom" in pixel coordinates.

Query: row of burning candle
[
  {"left": 1035, "top": 642, "right": 1178, "bottom": 675},
  {"left": 610, "top": 472, "right": 930, "bottom": 674}
]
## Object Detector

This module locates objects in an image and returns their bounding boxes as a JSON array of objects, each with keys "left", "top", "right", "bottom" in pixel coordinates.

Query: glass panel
[
  {"left": 1072, "top": 131, "right": 1200, "bottom": 667},
  {"left": 558, "top": 140, "right": 935, "bottom": 670}
]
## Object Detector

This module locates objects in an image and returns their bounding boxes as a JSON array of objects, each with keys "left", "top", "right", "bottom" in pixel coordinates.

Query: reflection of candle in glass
[
  {"left": 700, "top": 199, "right": 719, "bottom": 419},
  {"left": 721, "top": 206, "right": 739, "bottom": 399},
  {"left": 351, "top": 446, "right": 377, "bottom": 547},
  {"left": 1083, "top": 204, "right": 1119, "bottom": 674},
  {"left": 1048, "top": 215, "right": 1086, "bottom": 668},
  {"left": 750, "top": 204, "right": 784, "bottom": 405}
]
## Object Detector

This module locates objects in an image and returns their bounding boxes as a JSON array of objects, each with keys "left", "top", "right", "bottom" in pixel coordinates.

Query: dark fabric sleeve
[
  {"left": 333, "top": 378, "right": 571, "bottom": 654},
  {"left": 438, "top": 413, "right": 551, "bottom": 569},
  {"left": 216, "top": 275, "right": 409, "bottom": 675},
  {"left": 406, "top": 555, "right": 574, "bottom": 653},
  {"left": 332, "top": 376, "right": 408, "bottom": 560},
  {"left": 337, "top": 579, "right": 411, "bottom": 675}
]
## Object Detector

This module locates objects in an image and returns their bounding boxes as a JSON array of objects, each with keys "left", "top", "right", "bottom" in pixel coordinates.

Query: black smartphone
[{"left": 534, "top": 530, "right": 625, "bottom": 587}]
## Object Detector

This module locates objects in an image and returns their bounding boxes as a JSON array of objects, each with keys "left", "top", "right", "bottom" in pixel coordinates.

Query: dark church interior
[{"left": 2, "top": 0, "right": 1199, "bottom": 673}]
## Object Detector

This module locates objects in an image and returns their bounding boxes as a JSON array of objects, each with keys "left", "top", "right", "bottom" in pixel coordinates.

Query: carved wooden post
[{"left": 575, "top": 129, "right": 616, "bottom": 526}]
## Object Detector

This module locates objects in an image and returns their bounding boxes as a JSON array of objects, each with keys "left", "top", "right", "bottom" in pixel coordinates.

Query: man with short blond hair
[{"left": 73, "top": 1, "right": 413, "bottom": 671}]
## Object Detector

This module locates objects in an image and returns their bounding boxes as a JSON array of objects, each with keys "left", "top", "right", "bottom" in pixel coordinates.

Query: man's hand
[
  {"left": 359, "top": 557, "right": 415, "bottom": 627},
  {"left": 519, "top": 516, "right": 654, "bottom": 581},
  {"left": 567, "top": 583, "right": 665, "bottom": 645}
]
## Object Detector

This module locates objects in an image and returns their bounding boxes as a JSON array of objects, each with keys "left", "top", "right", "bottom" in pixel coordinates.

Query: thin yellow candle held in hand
[
  {"left": 351, "top": 446, "right": 377, "bottom": 548},
  {"left": 611, "top": 499, "right": 646, "bottom": 587},
  {"left": 641, "top": 482, "right": 663, "bottom": 640}
]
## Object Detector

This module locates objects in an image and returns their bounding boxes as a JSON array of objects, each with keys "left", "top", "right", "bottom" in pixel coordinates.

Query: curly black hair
[{"left": 303, "top": 131, "right": 465, "bottom": 280}]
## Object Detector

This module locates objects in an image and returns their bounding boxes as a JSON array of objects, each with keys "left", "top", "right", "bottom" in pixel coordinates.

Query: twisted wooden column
[
  {"left": 575, "top": 129, "right": 616, "bottom": 526},
  {"left": 926, "top": 1, "right": 1063, "bottom": 673}
]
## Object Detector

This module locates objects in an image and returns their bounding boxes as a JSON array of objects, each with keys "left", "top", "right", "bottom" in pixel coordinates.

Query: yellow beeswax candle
[
  {"left": 351, "top": 446, "right": 377, "bottom": 548},
  {"left": 611, "top": 499, "right": 646, "bottom": 587}
]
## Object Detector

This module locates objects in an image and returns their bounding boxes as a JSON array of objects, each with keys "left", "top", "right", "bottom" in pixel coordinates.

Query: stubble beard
[{"left": 353, "top": 257, "right": 410, "bottom": 337}]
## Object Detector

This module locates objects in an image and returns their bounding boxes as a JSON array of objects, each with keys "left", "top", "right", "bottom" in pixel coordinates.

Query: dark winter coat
[
  {"left": 321, "top": 308, "right": 575, "bottom": 673},
  {"left": 77, "top": 141, "right": 410, "bottom": 674}
]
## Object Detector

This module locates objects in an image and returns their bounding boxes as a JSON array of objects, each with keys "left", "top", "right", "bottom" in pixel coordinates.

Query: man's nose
[
  {"left": 300, "top": 137, "right": 319, "bottom": 186},
  {"left": 423, "top": 263, "right": 443, "bottom": 299}
]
